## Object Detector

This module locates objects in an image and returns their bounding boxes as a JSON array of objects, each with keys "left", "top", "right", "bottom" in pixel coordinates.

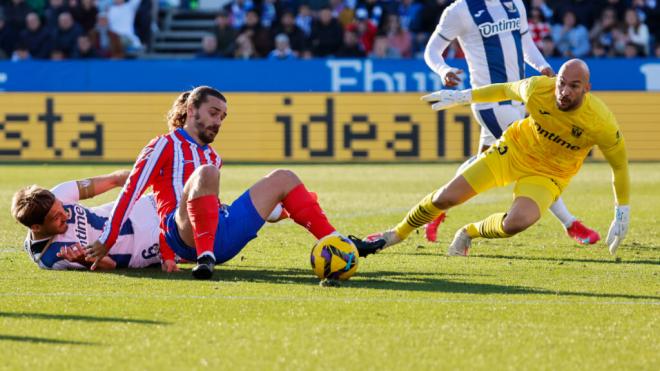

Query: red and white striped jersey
[{"left": 99, "top": 128, "right": 222, "bottom": 257}]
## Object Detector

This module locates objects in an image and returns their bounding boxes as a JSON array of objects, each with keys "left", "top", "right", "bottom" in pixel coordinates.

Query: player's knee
[
  {"left": 432, "top": 191, "right": 460, "bottom": 210},
  {"left": 190, "top": 165, "right": 219, "bottom": 188},
  {"left": 502, "top": 214, "right": 538, "bottom": 235},
  {"left": 266, "top": 168, "right": 300, "bottom": 186}
]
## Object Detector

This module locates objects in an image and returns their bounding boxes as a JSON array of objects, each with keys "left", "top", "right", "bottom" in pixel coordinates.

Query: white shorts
[{"left": 471, "top": 102, "right": 526, "bottom": 148}]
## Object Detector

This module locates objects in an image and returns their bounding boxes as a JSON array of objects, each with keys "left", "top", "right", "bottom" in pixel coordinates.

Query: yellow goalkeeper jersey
[{"left": 471, "top": 76, "right": 630, "bottom": 204}]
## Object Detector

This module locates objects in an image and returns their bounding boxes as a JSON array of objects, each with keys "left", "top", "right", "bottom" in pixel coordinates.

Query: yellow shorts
[{"left": 461, "top": 140, "right": 565, "bottom": 212}]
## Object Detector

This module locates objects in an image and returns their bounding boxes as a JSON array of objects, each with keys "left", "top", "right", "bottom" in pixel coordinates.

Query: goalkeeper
[{"left": 366, "top": 59, "right": 630, "bottom": 256}]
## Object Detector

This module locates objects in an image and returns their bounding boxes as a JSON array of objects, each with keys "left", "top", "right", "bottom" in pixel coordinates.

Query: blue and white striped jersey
[
  {"left": 24, "top": 181, "right": 161, "bottom": 270},
  {"left": 436, "top": 0, "right": 530, "bottom": 88}
]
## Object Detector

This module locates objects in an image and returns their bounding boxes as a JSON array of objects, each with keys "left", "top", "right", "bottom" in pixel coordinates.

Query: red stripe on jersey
[{"left": 100, "top": 135, "right": 171, "bottom": 248}]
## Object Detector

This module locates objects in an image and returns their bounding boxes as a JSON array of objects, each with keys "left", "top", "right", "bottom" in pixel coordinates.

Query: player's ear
[
  {"left": 30, "top": 224, "right": 42, "bottom": 234},
  {"left": 585, "top": 82, "right": 591, "bottom": 93}
]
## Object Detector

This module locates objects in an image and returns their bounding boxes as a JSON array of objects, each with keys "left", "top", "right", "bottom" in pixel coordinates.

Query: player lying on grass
[
  {"left": 422, "top": 0, "right": 599, "bottom": 246},
  {"left": 363, "top": 59, "right": 630, "bottom": 257},
  {"left": 11, "top": 171, "right": 162, "bottom": 270},
  {"left": 84, "top": 86, "right": 384, "bottom": 279}
]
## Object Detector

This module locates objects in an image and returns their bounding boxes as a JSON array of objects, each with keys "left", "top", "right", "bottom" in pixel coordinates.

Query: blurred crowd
[{"left": 1, "top": 0, "right": 659, "bottom": 61}]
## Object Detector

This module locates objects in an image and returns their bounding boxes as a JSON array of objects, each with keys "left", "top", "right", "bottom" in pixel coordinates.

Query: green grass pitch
[{"left": 0, "top": 163, "right": 658, "bottom": 370}]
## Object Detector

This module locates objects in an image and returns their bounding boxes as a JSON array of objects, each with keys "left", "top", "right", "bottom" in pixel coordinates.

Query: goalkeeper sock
[
  {"left": 394, "top": 191, "right": 444, "bottom": 240},
  {"left": 465, "top": 212, "right": 511, "bottom": 239},
  {"left": 187, "top": 195, "right": 219, "bottom": 260},
  {"left": 282, "top": 184, "right": 335, "bottom": 239}
]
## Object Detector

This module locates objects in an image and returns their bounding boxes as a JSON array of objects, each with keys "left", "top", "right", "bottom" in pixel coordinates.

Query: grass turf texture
[{"left": 0, "top": 163, "right": 658, "bottom": 370}]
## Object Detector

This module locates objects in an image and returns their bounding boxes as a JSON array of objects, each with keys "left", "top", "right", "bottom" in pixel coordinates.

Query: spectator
[
  {"left": 416, "top": 0, "right": 451, "bottom": 56},
  {"left": 540, "top": 35, "right": 560, "bottom": 57},
  {"left": 196, "top": 34, "right": 220, "bottom": 58},
  {"left": 89, "top": 12, "right": 123, "bottom": 58},
  {"left": 530, "top": 0, "right": 553, "bottom": 20},
  {"left": 72, "top": 34, "right": 98, "bottom": 58},
  {"left": 268, "top": 33, "right": 296, "bottom": 60},
  {"left": 49, "top": 47, "right": 65, "bottom": 59},
  {"left": 107, "top": 0, "right": 142, "bottom": 52},
  {"left": 589, "top": 7, "right": 618, "bottom": 56},
  {"left": 20, "top": 12, "right": 52, "bottom": 59},
  {"left": 552, "top": 0, "right": 596, "bottom": 29},
  {"left": 271, "top": 10, "right": 306, "bottom": 55},
  {"left": 336, "top": 29, "right": 366, "bottom": 58},
  {"left": 347, "top": 7, "right": 377, "bottom": 54},
  {"left": 53, "top": 11, "right": 81, "bottom": 56},
  {"left": 330, "top": 0, "right": 353, "bottom": 27},
  {"left": 624, "top": 8, "right": 650, "bottom": 56},
  {"left": 369, "top": 34, "right": 399, "bottom": 58},
  {"left": 234, "top": 32, "right": 256, "bottom": 59},
  {"left": 4, "top": 0, "right": 31, "bottom": 31},
  {"left": 213, "top": 10, "right": 237, "bottom": 57},
  {"left": 528, "top": 7, "right": 551, "bottom": 49},
  {"left": 0, "top": 11, "right": 18, "bottom": 58},
  {"left": 655, "top": 43, "right": 660, "bottom": 57},
  {"left": 591, "top": 41, "right": 608, "bottom": 58},
  {"left": 295, "top": 4, "right": 313, "bottom": 37},
  {"left": 71, "top": 0, "right": 98, "bottom": 32},
  {"left": 623, "top": 41, "right": 642, "bottom": 58},
  {"left": 260, "top": 0, "right": 276, "bottom": 28},
  {"left": 310, "top": 6, "right": 343, "bottom": 57},
  {"left": 44, "top": 0, "right": 69, "bottom": 31},
  {"left": 11, "top": 41, "right": 30, "bottom": 60},
  {"left": 239, "top": 9, "right": 272, "bottom": 57},
  {"left": 397, "top": 0, "right": 422, "bottom": 32},
  {"left": 226, "top": 0, "right": 254, "bottom": 29},
  {"left": 357, "top": 0, "right": 384, "bottom": 27},
  {"left": 610, "top": 26, "right": 628, "bottom": 56},
  {"left": 383, "top": 13, "right": 412, "bottom": 58},
  {"left": 552, "top": 10, "right": 590, "bottom": 57},
  {"left": 133, "top": 0, "right": 152, "bottom": 47}
]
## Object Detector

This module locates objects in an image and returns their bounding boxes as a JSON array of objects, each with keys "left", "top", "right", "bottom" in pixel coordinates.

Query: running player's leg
[
  {"left": 425, "top": 106, "right": 513, "bottom": 242},
  {"left": 175, "top": 164, "right": 220, "bottom": 278},
  {"left": 248, "top": 169, "right": 385, "bottom": 255}
]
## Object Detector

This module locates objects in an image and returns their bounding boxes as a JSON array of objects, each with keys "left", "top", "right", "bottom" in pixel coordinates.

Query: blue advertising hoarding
[{"left": 0, "top": 58, "right": 658, "bottom": 92}]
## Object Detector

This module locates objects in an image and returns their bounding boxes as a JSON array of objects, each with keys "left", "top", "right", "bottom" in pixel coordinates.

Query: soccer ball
[{"left": 310, "top": 234, "right": 359, "bottom": 281}]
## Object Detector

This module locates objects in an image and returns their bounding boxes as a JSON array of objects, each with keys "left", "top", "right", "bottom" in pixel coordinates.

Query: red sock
[
  {"left": 186, "top": 195, "right": 219, "bottom": 259},
  {"left": 282, "top": 184, "right": 335, "bottom": 239}
]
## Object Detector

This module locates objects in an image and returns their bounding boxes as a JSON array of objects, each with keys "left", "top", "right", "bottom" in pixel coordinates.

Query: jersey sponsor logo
[
  {"left": 478, "top": 18, "right": 521, "bottom": 38},
  {"left": 571, "top": 125, "right": 583, "bottom": 138},
  {"left": 72, "top": 205, "right": 89, "bottom": 246},
  {"left": 534, "top": 123, "right": 581, "bottom": 151}
]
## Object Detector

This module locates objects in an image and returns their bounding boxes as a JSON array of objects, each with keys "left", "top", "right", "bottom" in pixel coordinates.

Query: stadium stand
[{"left": 0, "top": 0, "right": 658, "bottom": 60}]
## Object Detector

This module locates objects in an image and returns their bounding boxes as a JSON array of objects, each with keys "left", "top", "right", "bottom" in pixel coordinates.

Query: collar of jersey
[{"left": 176, "top": 128, "right": 208, "bottom": 150}]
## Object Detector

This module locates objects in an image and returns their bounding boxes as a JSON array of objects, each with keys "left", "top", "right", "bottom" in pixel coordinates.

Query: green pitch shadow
[
  {"left": 110, "top": 266, "right": 660, "bottom": 301},
  {"left": 0, "top": 334, "right": 99, "bottom": 346},
  {"left": 0, "top": 311, "right": 169, "bottom": 325}
]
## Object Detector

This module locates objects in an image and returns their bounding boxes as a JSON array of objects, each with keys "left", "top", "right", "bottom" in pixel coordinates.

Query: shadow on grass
[
  {"left": 110, "top": 266, "right": 660, "bottom": 301},
  {"left": 474, "top": 253, "right": 660, "bottom": 266},
  {"left": 0, "top": 334, "right": 99, "bottom": 346},
  {"left": 0, "top": 312, "right": 169, "bottom": 325}
]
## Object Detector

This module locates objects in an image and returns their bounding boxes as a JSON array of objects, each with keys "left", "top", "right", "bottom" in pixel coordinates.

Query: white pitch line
[{"left": 0, "top": 292, "right": 658, "bottom": 306}]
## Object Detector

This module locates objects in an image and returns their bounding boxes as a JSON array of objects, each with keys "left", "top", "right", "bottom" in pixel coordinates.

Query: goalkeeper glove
[
  {"left": 606, "top": 205, "right": 630, "bottom": 255},
  {"left": 421, "top": 89, "right": 472, "bottom": 111}
]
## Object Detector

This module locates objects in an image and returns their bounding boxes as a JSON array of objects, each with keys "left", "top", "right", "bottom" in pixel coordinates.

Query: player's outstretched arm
[
  {"left": 422, "top": 79, "right": 531, "bottom": 111},
  {"left": 77, "top": 169, "right": 131, "bottom": 200},
  {"left": 600, "top": 138, "right": 631, "bottom": 255}
]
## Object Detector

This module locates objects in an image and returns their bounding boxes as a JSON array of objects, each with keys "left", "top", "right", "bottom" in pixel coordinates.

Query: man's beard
[{"left": 195, "top": 113, "right": 217, "bottom": 144}]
